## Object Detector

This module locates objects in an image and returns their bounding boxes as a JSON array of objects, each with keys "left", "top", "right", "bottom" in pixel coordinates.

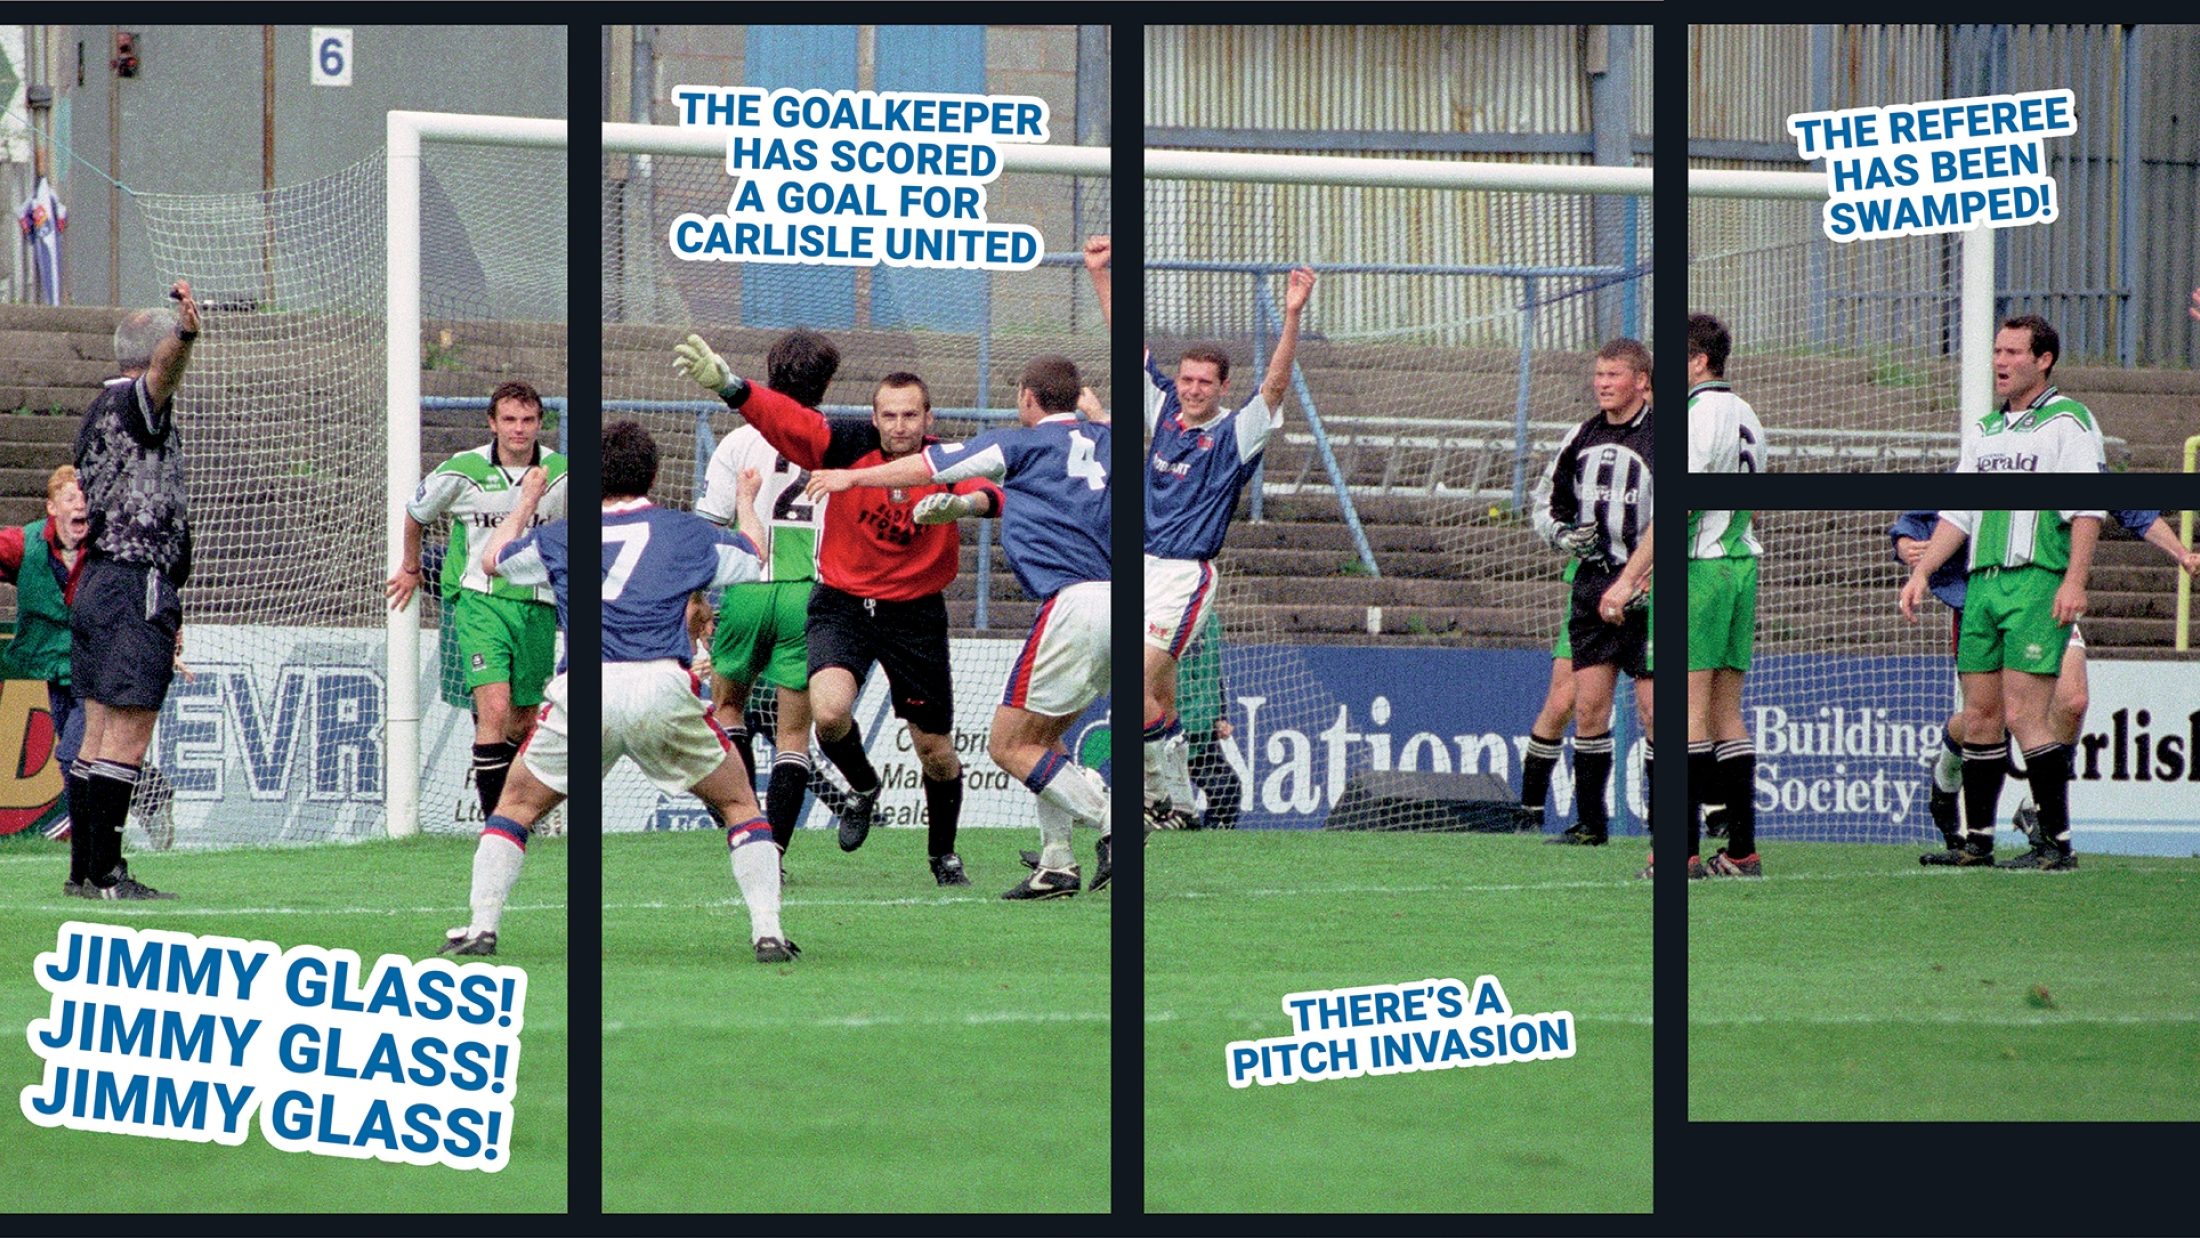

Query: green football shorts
[
  {"left": 1551, "top": 558, "right": 1579, "bottom": 661},
  {"left": 1687, "top": 556, "right": 1757, "bottom": 672},
  {"left": 1958, "top": 565, "right": 2070, "bottom": 675},
  {"left": 713, "top": 580, "right": 812, "bottom": 692},
  {"left": 449, "top": 589, "right": 559, "bottom": 707}
]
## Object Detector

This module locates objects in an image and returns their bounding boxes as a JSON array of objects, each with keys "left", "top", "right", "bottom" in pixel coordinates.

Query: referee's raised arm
[{"left": 142, "top": 280, "right": 201, "bottom": 411}]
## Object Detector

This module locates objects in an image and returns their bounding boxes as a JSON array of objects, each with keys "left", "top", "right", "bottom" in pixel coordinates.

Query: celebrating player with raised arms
[
  {"left": 389, "top": 382, "right": 569, "bottom": 828},
  {"left": 440, "top": 464, "right": 563, "bottom": 956},
  {"left": 1132, "top": 234, "right": 1317, "bottom": 830},
  {"left": 596, "top": 421, "right": 794, "bottom": 959},
  {"left": 808, "top": 354, "right": 1112, "bottom": 899},
  {"left": 1958, "top": 316, "right": 2105, "bottom": 473},
  {"left": 675, "top": 330, "right": 1003, "bottom": 886},
  {"left": 1534, "top": 339, "right": 1655, "bottom": 849}
]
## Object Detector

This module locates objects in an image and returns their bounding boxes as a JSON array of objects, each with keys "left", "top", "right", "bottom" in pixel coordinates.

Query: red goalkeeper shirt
[{"left": 735, "top": 384, "right": 1003, "bottom": 602}]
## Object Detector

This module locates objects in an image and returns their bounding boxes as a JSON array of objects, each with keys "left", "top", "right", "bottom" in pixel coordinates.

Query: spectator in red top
[
  {"left": 0, "top": 465, "right": 91, "bottom": 851},
  {"left": 675, "top": 330, "right": 1003, "bottom": 886}
]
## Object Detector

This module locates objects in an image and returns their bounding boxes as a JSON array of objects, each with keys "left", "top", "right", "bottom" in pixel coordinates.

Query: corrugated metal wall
[
  {"left": 1690, "top": 23, "right": 2200, "bottom": 368},
  {"left": 1145, "top": 26, "right": 1652, "bottom": 352}
]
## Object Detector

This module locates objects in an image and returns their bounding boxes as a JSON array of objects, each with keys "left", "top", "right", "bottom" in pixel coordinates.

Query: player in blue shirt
[
  {"left": 440, "top": 465, "right": 561, "bottom": 956},
  {"left": 808, "top": 355, "right": 1113, "bottom": 899},
  {"left": 1133, "top": 237, "right": 1316, "bottom": 830},
  {"left": 1892, "top": 508, "right": 2200, "bottom": 865},
  {"left": 597, "top": 421, "right": 794, "bottom": 961}
]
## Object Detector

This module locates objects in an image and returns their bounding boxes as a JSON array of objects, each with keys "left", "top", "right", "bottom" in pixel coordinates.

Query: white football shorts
[
  {"left": 603, "top": 659, "right": 739, "bottom": 794},
  {"left": 1143, "top": 554, "right": 1217, "bottom": 658},
  {"left": 1002, "top": 579, "right": 1110, "bottom": 717},
  {"left": 518, "top": 671, "right": 569, "bottom": 795}
]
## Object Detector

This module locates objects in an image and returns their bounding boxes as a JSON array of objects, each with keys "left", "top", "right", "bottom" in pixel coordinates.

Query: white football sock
[
  {"left": 1160, "top": 730, "right": 1197, "bottom": 813},
  {"left": 1035, "top": 795, "right": 1076, "bottom": 871},
  {"left": 469, "top": 833, "right": 526, "bottom": 935},
  {"left": 1037, "top": 761, "right": 1108, "bottom": 829},
  {"left": 730, "top": 833, "right": 784, "bottom": 942}
]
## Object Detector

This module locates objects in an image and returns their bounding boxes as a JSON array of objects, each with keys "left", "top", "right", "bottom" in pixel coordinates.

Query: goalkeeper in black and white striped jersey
[
  {"left": 1533, "top": 338, "right": 1655, "bottom": 847},
  {"left": 1686, "top": 313, "right": 1766, "bottom": 879},
  {"left": 1893, "top": 508, "right": 2200, "bottom": 864}
]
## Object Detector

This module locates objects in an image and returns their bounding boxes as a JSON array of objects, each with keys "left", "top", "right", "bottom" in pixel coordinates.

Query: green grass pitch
[
  {"left": 1689, "top": 842, "right": 2200, "bottom": 1121},
  {"left": 0, "top": 836, "right": 568, "bottom": 1211},
  {"left": 1143, "top": 831, "right": 1652, "bottom": 1214},
  {"left": 600, "top": 826, "right": 1111, "bottom": 1213}
]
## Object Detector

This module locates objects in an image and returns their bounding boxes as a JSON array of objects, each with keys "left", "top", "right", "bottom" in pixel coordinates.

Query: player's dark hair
[
  {"left": 488, "top": 380, "right": 544, "bottom": 420},
  {"left": 875, "top": 371, "right": 932, "bottom": 411},
  {"left": 1179, "top": 345, "right": 1231, "bottom": 383},
  {"left": 1019, "top": 355, "right": 1081, "bottom": 414},
  {"left": 2000, "top": 314, "right": 2059, "bottom": 378},
  {"left": 767, "top": 329, "right": 840, "bottom": 407},
  {"left": 602, "top": 419, "right": 659, "bottom": 499},
  {"left": 1687, "top": 313, "right": 1731, "bottom": 378},
  {"left": 1597, "top": 337, "right": 1653, "bottom": 375}
]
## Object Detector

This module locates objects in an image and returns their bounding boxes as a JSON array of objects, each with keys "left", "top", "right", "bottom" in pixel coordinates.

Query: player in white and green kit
[
  {"left": 390, "top": 381, "right": 568, "bottom": 824},
  {"left": 699, "top": 419, "right": 840, "bottom": 857},
  {"left": 1957, "top": 316, "right": 2105, "bottom": 474},
  {"left": 1687, "top": 313, "right": 1766, "bottom": 878},
  {"left": 1901, "top": 510, "right": 2103, "bottom": 870}
]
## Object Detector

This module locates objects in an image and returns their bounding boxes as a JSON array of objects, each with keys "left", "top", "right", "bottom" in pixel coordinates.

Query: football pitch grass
[
  {"left": 600, "top": 827, "right": 1111, "bottom": 1213},
  {"left": 1689, "top": 841, "right": 2200, "bottom": 1122},
  {"left": 0, "top": 836, "right": 569, "bottom": 1212},
  {"left": 1144, "top": 831, "right": 1652, "bottom": 1214}
]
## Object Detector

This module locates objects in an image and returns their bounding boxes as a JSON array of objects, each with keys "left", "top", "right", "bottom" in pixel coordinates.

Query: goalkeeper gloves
[
  {"left": 1555, "top": 521, "right": 1602, "bottom": 558},
  {"left": 673, "top": 334, "right": 747, "bottom": 402},
  {"left": 912, "top": 492, "right": 980, "bottom": 525}
]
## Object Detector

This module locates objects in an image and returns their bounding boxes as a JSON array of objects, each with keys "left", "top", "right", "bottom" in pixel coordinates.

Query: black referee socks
[
  {"left": 82, "top": 760, "right": 140, "bottom": 882},
  {"left": 818, "top": 720, "right": 880, "bottom": 794},
  {"left": 924, "top": 771, "right": 964, "bottom": 858}
]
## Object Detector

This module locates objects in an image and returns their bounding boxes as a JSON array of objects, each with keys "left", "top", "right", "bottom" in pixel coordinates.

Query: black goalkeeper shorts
[
  {"left": 806, "top": 583, "right": 955, "bottom": 735},
  {"left": 72, "top": 556, "right": 182, "bottom": 710},
  {"left": 1567, "top": 560, "right": 1650, "bottom": 679}
]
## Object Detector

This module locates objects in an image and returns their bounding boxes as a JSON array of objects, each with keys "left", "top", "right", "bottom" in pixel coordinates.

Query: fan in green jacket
[{"left": 0, "top": 466, "right": 92, "bottom": 839}]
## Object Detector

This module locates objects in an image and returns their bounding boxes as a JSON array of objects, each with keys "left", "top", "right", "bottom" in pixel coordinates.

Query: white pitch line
[
  {"left": 1692, "top": 1011, "right": 2200, "bottom": 1027},
  {"left": 604, "top": 1010, "right": 1109, "bottom": 1033},
  {"left": 0, "top": 902, "right": 567, "bottom": 917}
]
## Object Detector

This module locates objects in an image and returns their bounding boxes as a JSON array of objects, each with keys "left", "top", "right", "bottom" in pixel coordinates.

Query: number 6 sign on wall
[{"left": 311, "top": 28, "right": 352, "bottom": 87}]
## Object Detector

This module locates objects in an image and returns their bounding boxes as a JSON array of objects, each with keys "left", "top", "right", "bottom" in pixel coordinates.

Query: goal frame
[
  {"left": 1687, "top": 166, "right": 1994, "bottom": 455},
  {"left": 385, "top": 110, "right": 569, "bottom": 839}
]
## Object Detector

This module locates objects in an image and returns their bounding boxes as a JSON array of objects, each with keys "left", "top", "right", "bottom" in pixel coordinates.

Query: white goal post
[
  {"left": 1687, "top": 166, "right": 1994, "bottom": 463},
  {"left": 386, "top": 110, "right": 569, "bottom": 839}
]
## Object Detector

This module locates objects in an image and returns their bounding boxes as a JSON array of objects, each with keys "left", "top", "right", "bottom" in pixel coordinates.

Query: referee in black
[{"left": 65, "top": 279, "right": 198, "bottom": 899}]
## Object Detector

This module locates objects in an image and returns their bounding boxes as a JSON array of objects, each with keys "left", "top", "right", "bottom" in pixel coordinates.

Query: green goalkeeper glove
[
  {"left": 674, "top": 334, "right": 747, "bottom": 402},
  {"left": 912, "top": 492, "right": 981, "bottom": 525}
]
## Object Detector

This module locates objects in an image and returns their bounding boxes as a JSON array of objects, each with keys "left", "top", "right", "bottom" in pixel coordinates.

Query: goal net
[
  {"left": 131, "top": 111, "right": 567, "bottom": 849},
  {"left": 1688, "top": 168, "right": 1995, "bottom": 472},
  {"left": 1145, "top": 151, "right": 1654, "bottom": 835},
  {"left": 1741, "top": 509, "right": 1955, "bottom": 845},
  {"left": 600, "top": 124, "right": 1111, "bottom": 837}
]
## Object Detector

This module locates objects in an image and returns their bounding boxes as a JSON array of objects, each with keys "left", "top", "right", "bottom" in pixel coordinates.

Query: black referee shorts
[
  {"left": 72, "top": 557, "right": 182, "bottom": 711},
  {"left": 806, "top": 583, "right": 955, "bottom": 735},
  {"left": 1567, "top": 559, "right": 1650, "bottom": 679}
]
